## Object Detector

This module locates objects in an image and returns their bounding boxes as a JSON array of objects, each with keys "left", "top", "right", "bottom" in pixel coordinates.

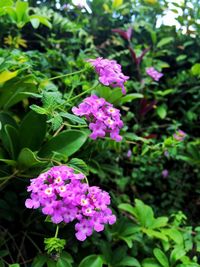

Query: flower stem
[
  {"left": 54, "top": 225, "right": 59, "bottom": 238},
  {"left": 63, "top": 123, "right": 87, "bottom": 128},
  {"left": 68, "top": 81, "right": 99, "bottom": 102},
  {"left": 49, "top": 69, "right": 86, "bottom": 81}
]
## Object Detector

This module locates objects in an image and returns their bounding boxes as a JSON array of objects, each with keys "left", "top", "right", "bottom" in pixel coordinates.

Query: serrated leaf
[
  {"left": 60, "top": 112, "right": 86, "bottom": 125},
  {"left": 68, "top": 158, "right": 89, "bottom": 175},
  {"left": 30, "top": 105, "right": 48, "bottom": 115}
]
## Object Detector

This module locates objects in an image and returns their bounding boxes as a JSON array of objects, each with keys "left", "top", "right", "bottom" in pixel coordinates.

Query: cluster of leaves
[{"left": 0, "top": 0, "right": 200, "bottom": 266}]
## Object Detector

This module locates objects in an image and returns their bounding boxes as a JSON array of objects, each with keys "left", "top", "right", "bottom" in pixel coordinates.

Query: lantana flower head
[
  {"left": 87, "top": 57, "right": 129, "bottom": 94},
  {"left": 72, "top": 95, "right": 123, "bottom": 142},
  {"left": 146, "top": 67, "right": 163, "bottom": 81},
  {"left": 25, "top": 165, "right": 116, "bottom": 241},
  {"left": 173, "top": 129, "right": 186, "bottom": 141}
]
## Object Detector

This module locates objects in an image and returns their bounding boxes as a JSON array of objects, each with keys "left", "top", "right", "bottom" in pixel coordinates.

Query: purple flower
[
  {"left": 87, "top": 57, "right": 129, "bottom": 94},
  {"left": 146, "top": 67, "right": 163, "bottom": 81},
  {"left": 162, "top": 169, "right": 169, "bottom": 178},
  {"left": 25, "top": 165, "right": 116, "bottom": 241},
  {"left": 173, "top": 130, "right": 186, "bottom": 141},
  {"left": 127, "top": 149, "right": 132, "bottom": 158},
  {"left": 72, "top": 95, "right": 123, "bottom": 142},
  {"left": 164, "top": 150, "right": 169, "bottom": 157}
]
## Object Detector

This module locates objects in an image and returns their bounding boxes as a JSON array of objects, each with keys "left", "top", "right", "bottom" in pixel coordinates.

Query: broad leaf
[
  {"left": 19, "top": 111, "right": 46, "bottom": 150},
  {"left": 38, "top": 130, "right": 88, "bottom": 158},
  {"left": 78, "top": 255, "right": 103, "bottom": 267}
]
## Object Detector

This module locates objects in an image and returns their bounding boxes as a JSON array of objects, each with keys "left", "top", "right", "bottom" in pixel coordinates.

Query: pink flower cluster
[
  {"left": 87, "top": 57, "right": 129, "bottom": 94},
  {"left": 25, "top": 166, "right": 116, "bottom": 241},
  {"left": 146, "top": 67, "right": 163, "bottom": 81},
  {"left": 72, "top": 95, "right": 123, "bottom": 142},
  {"left": 173, "top": 130, "right": 186, "bottom": 141}
]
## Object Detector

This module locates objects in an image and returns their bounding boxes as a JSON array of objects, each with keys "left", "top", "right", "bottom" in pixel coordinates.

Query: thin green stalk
[
  {"left": 68, "top": 81, "right": 99, "bottom": 102},
  {"left": 63, "top": 123, "right": 87, "bottom": 128},
  {"left": 54, "top": 225, "right": 59, "bottom": 238},
  {"left": 49, "top": 69, "right": 86, "bottom": 81}
]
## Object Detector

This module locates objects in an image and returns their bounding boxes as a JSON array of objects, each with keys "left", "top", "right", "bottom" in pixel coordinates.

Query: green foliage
[{"left": 0, "top": 0, "right": 199, "bottom": 266}]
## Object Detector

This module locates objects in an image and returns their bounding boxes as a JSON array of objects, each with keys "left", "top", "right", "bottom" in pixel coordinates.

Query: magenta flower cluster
[
  {"left": 25, "top": 166, "right": 116, "bottom": 241},
  {"left": 146, "top": 67, "right": 163, "bottom": 81},
  {"left": 87, "top": 57, "right": 129, "bottom": 94},
  {"left": 72, "top": 95, "right": 123, "bottom": 142}
]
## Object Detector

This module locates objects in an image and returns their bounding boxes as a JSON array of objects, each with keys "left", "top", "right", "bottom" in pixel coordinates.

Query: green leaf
[
  {"left": 156, "top": 105, "right": 167, "bottom": 119},
  {"left": 170, "top": 247, "right": 186, "bottom": 265},
  {"left": 46, "top": 259, "right": 57, "bottom": 267},
  {"left": 32, "top": 254, "right": 47, "bottom": 267},
  {"left": 0, "top": 0, "right": 13, "bottom": 8},
  {"left": 56, "top": 258, "right": 71, "bottom": 267},
  {"left": 38, "top": 130, "right": 88, "bottom": 158},
  {"left": 163, "top": 229, "right": 183, "bottom": 244},
  {"left": 29, "top": 14, "right": 52, "bottom": 28},
  {"left": 142, "top": 258, "right": 161, "bottom": 267},
  {"left": 0, "top": 70, "right": 18, "bottom": 83},
  {"left": 30, "top": 105, "right": 48, "bottom": 115},
  {"left": 60, "top": 252, "right": 73, "bottom": 264},
  {"left": 15, "top": 0, "right": 29, "bottom": 24},
  {"left": 4, "top": 125, "right": 20, "bottom": 159},
  {"left": 17, "top": 148, "right": 46, "bottom": 169},
  {"left": 157, "top": 37, "right": 174, "bottom": 48},
  {"left": 0, "top": 159, "right": 16, "bottom": 166},
  {"left": 120, "top": 93, "right": 143, "bottom": 105},
  {"left": 60, "top": 112, "right": 86, "bottom": 125},
  {"left": 79, "top": 255, "right": 103, "bottom": 267},
  {"left": 30, "top": 18, "right": 40, "bottom": 28},
  {"left": 117, "top": 256, "right": 141, "bottom": 266},
  {"left": 9, "top": 264, "right": 20, "bottom": 267},
  {"left": 134, "top": 199, "right": 155, "bottom": 228},
  {"left": 0, "top": 250, "right": 9, "bottom": 257},
  {"left": 142, "top": 229, "right": 168, "bottom": 241},
  {"left": 118, "top": 203, "right": 137, "bottom": 217},
  {"left": 120, "top": 236, "right": 134, "bottom": 248},
  {"left": 68, "top": 158, "right": 89, "bottom": 175},
  {"left": 112, "top": 0, "right": 123, "bottom": 8},
  {"left": 0, "top": 76, "right": 37, "bottom": 109},
  {"left": 191, "top": 63, "right": 200, "bottom": 76},
  {"left": 19, "top": 111, "right": 46, "bottom": 150},
  {"left": 153, "top": 248, "right": 169, "bottom": 267},
  {"left": 151, "top": 217, "right": 168, "bottom": 229},
  {"left": 0, "top": 112, "right": 18, "bottom": 140}
]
